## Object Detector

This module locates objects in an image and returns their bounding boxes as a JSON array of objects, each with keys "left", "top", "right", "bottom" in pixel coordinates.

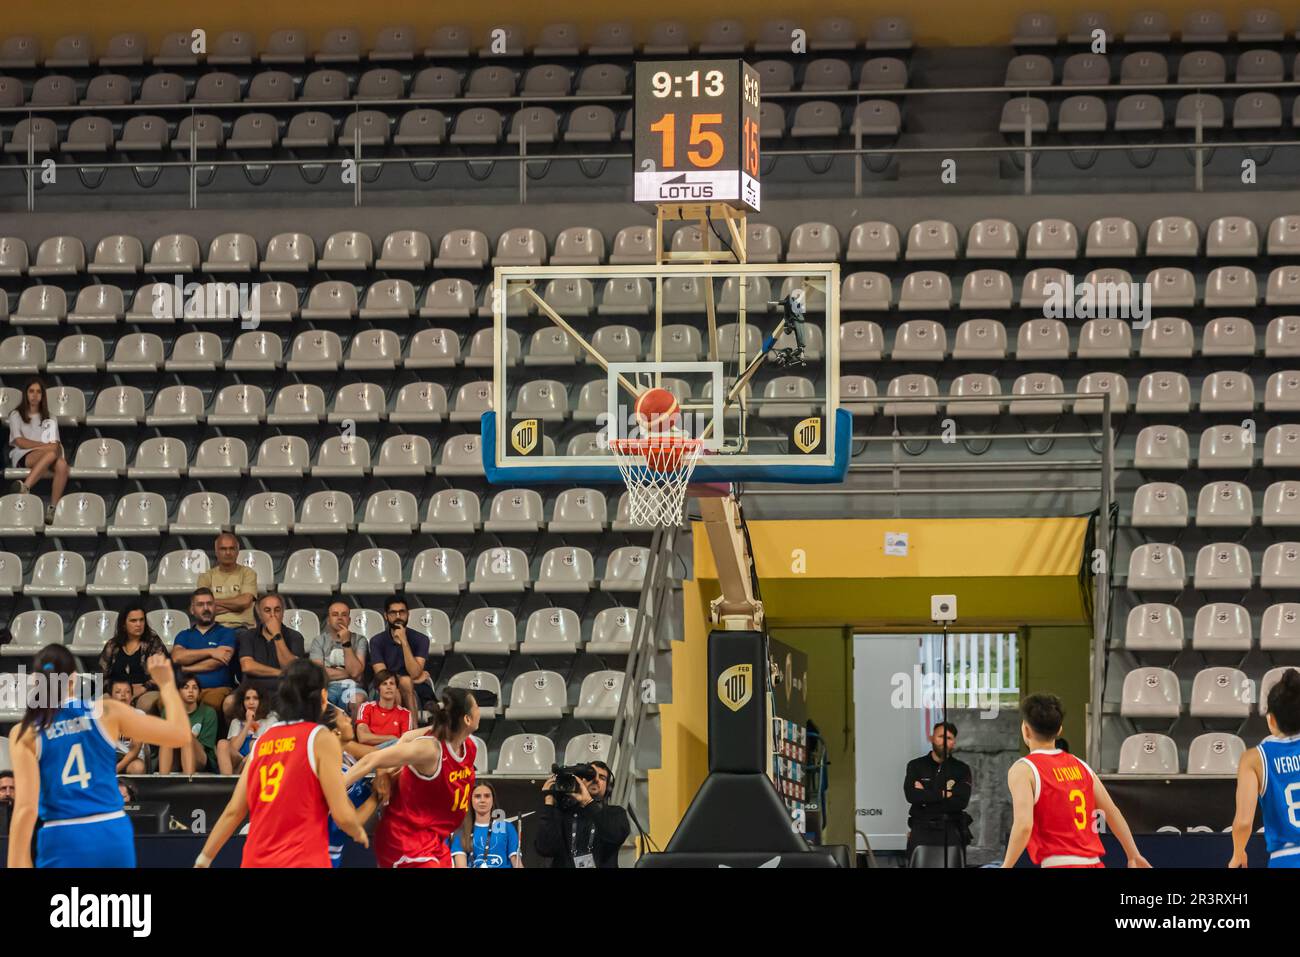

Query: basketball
[{"left": 633, "top": 387, "right": 682, "bottom": 437}]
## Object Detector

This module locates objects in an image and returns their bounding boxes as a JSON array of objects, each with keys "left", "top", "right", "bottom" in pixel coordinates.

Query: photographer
[{"left": 535, "top": 761, "right": 629, "bottom": 868}]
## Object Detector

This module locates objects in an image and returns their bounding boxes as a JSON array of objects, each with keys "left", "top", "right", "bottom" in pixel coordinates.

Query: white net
[{"left": 608, "top": 434, "right": 704, "bottom": 527}]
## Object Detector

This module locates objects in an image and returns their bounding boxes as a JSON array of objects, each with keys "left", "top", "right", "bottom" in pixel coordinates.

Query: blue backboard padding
[{"left": 481, "top": 409, "right": 852, "bottom": 485}]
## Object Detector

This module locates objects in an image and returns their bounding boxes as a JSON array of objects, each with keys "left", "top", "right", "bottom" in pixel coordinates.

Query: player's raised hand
[{"left": 147, "top": 654, "right": 175, "bottom": 687}]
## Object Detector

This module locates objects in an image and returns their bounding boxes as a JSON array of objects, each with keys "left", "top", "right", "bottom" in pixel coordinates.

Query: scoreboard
[{"left": 634, "top": 59, "right": 761, "bottom": 211}]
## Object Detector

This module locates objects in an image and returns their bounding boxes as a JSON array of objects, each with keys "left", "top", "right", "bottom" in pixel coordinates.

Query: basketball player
[
  {"left": 1230, "top": 668, "right": 1300, "bottom": 868},
  {"left": 1002, "top": 693, "right": 1151, "bottom": 868},
  {"left": 7, "top": 644, "right": 192, "bottom": 868},
  {"left": 342, "top": 686, "right": 479, "bottom": 868},
  {"left": 195, "top": 659, "right": 368, "bottom": 868}
]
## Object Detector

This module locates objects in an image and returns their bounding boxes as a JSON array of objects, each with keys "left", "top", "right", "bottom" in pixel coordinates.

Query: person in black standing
[{"left": 904, "top": 721, "right": 973, "bottom": 866}]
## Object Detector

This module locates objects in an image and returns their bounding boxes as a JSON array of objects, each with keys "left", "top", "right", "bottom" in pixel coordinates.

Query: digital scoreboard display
[{"left": 634, "top": 59, "right": 761, "bottom": 211}]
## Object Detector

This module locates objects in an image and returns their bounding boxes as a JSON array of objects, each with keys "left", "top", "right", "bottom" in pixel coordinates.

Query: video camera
[{"left": 547, "top": 763, "right": 598, "bottom": 810}]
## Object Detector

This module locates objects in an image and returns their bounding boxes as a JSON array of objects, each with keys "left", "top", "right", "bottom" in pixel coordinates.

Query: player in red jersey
[
  {"left": 194, "top": 659, "right": 369, "bottom": 868},
  {"left": 1002, "top": 693, "right": 1150, "bottom": 869},
  {"left": 343, "top": 686, "right": 479, "bottom": 868}
]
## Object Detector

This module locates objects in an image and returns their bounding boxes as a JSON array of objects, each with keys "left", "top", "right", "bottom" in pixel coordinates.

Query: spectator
[
  {"left": 451, "top": 782, "right": 522, "bottom": 868},
  {"left": 97, "top": 603, "right": 171, "bottom": 714},
  {"left": 310, "top": 599, "right": 368, "bottom": 717},
  {"left": 904, "top": 721, "right": 973, "bottom": 867},
  {"left": 366, "top": 597, "right": 432, "bottom": 718},
  {"left": 158, "top": 675, "right": 219, "bottom": 775},
  {"left": 170, "top": 588, "right": 239, "bottom": 719},
  {"left": 196, "top": 533, "right": 257, "bottom": 629},
  {"left": 355, "top": 672, "right": 412, "bottom": 745},
  {"left": 216, "top": 682, "right": 275, "bottom": 775},
  {"left": 228, "top": 593, "right": 305, "bottom": 715},
  {"left": 118, "top": 779, "right": 138, "bottom": 804},
  {"left": 6, "top": 376, "right": 69, "bottom": 524},
  {"left": 109, "top": 678, "right": 149, "bottom": 774},
  {"left": 536, "top": 760, "right": 629, "bottom": 868},
  {"left": 0, "top": 769, "right": 13, "bottom": 808}
]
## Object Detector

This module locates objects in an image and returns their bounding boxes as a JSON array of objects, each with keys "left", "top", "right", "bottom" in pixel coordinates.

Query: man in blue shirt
[
  {"left": 367, "top": 596, "right": 432, "bottom": 717},
  {"left": 169, "top": 588, "right": 239, "bottom": 720}
]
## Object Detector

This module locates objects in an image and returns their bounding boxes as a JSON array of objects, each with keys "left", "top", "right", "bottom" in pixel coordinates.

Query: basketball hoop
[{"left": 608, "top": 433, "right": 705, "bottom": 527}]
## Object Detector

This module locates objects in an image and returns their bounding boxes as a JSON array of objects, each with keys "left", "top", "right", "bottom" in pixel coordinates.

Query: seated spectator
[
  {"left": 310, "top": 599, "right": 368, "bottom": 717},
  {"left": 158, "top": 675, "right": 219, "bottom": 775},
  {"left": 0, "top": 769, "right": 13, "bottom": 809},
  {"left": 98, "top": 603, "right": 171, "bottom": 714},
  {"left": 197, "top": 532, "right": 257, "bottom": 629},
  {"left": 355, "top": 672, "right": 412, "bottom": 745},
  {"left": 451, "top": 782, "right": 522, "bottom": 868},
  {"left": 118, "top": 779, "right": 138, "bottom": 804},
  {"left": 227, "top": 593, "right": 305, "bottom": 716},
  {"left": 170, "top": 588, "right": 239, "bottom": 720},
  {"left": 109, "top": 678, "right": 149, "bottom": 774},
  {"left": 6, "top": 376, "right": 68, "bottom": 524},
  {"left": 366, "top": 597, "right": 432, "bottom": 718},
  {"left": 216, "top": 682, "right": 276, "bottom": 775}
]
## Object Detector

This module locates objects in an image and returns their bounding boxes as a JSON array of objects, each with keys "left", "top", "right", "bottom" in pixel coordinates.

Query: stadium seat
[
  {"left": 70, "top": 610, "right": 116, "bottom": 654},
  {"left": 1201, "top": 317, "right": 1256, "bottom": 356},
  {"left": 535, "top": 547, "right": 596, "bottom": 593},
  {"left": 1117, "top": 734, "right": 1180, "bottom": 773},
  {"left": 1120, "top": 667, "right": 1181, "bottom": 717},
  {"left": 1135, "top": 372, "right": 1191, "bottom": 414},
  {"left": 601, "top": 546, "right": 650, "bottom": 592},
  {"left": 1262, "top": 543, "right": 1300, "bottom": 589},
  {"left": 190, "top": 437, "right": 249, "bottom": 479},
  {"left": 1187, "top": 734, "right": 1245, "bottom": 775},
  {"left": 1131, "top": 483, "right": 1188, "bottom": 528},
  {"left": 44, "top": 492, "right": 107, "bottom": 538},
  {"left": 1262, "top": 482, "right": 1300, "bottom": 527},
  {"left": 1260, "top": 668, "right": 1300, "bottom": 714},
  {"left": 296, "top": 491, "right": 355, "bottom": 535},
  {"left": 150, "top": 549, "right": 209, "bottom": 595},
  {"left": 520, "top": 608, "right": 583, "bottom": 655},
  {"left": 574, "top": 671, "right": 624, "bottom": 720},
  {"left": 1198, "top": 426, "right": 1253, "bottom": 469},
  {"left": 86, "top": 550, "right": 148, "bottom": 596},
  {"left": 1265, "top": 372, "right": 1300, "bottom": 412},
  {"left": 1125, "top": 604, "right": 1183, "bottom": 650},
  {"left": 357, "top": 490, "right": 420, "bottom": 534},
  {"left": 1192, "top": 603, "right": 1252, "bottom": 651},
  {"left": 484, "top": 490, "right": 544, "bottom": 533},
  {"left": 1193, "top": 543, "right": 1253, "bottom": 590},
  {"left": 341, "top": 548, "right": 405, "bottom": 595},
  {"left": 470, "top": 547, "right": 531, "bottom": 593},
  {"left": 404, "top": 548, "right": 467, "bottom": 596},
  {"left": 495, "top": 734, "right": 557, "bottom": 774},
  {"left": 1025, "top": 219, "right": 1078, "bottom": 259},
  {"left": 279, "top": 549, "right": 340, "bottom": 596},
  {"left": 25, "top": 551, "right": 86, "bottom": 597},
  {"left": 455, "top": 608, "right": 518, "bottom": 655},
  {"left": 1139, "top": 318, "right": 1194, "bottom": 359},
  {"left": 565, "top": 733, "right": 613, "bottom": 766},
  {"left": 1264, "top": 426, "right": 1300, "bottom": 468},
  {"left": 267, "top": 383, "right": 327, "bottom": 424},
  {"left": 4, "top": 610, "right": 64, "bottom": 657},
  {"left": 504, "top": 676, "right": 567, "bottom": 722},
  {"left": 1189, "top": 668, "right": 1254, "bottom": 718},
  {"left": 1127, "top": 544, "right": 1186, "bottom": 590},
  {"left": 69, "top": 438, "right": 127, "bottom": 480},
  {"left": 234, "top": 492, "right": 296, "bottom": 536},
  {"left": 1196, "top": 482, "right": 1252, "bottom": 527}
]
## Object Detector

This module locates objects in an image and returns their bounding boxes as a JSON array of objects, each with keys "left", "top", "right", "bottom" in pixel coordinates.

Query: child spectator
[
  {"left": 109, "top": 678, "right": 149, "bottom": 774},
  {"left": 216, "top": 682, "right": 276, "bottom": 775},
  {"left": 157, "top": 675, "right": 219, "bottom": 774}
]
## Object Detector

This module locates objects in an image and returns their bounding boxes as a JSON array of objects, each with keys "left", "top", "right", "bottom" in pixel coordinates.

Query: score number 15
[{"left": 647, "top": 113, "right": 723, "bottom": 169}]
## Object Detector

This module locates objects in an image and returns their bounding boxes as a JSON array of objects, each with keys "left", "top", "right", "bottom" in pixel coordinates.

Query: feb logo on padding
[
  {"left": 718, "top": 663, "right": 753, "bottom": 713},
  {"left": 791, "top": 416, "right": 825, "bottom": 455},
  {"left": 510, "top": 417, "right": 543, "bottom": 456}
]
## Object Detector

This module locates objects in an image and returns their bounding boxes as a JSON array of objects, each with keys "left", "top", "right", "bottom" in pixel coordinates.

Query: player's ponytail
[
  {"left": 274, "top": 658, "right": 329, "bottom": 724},
  {"left": 19, "top": 643, "right": 81, "bottom": 738},
  {"left": 429, "top": 686, "right": 476, "bottom": 742},
  {"left": 1268, "top": 667, "right": 1300, "bottom": 736}
]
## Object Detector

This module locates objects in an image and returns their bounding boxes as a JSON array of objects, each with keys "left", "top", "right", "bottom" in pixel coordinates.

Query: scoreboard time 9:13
[{"left": 634, "top": 59, "right": 761, "bottom": 211}]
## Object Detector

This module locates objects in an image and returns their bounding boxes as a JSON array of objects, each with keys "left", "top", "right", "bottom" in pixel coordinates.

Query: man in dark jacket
[
  {"left": 904, "top": 721, "right": 973, "bottom": 865},
  {"left": 535, "top": 761, "right": 630, "bottom": 868}
]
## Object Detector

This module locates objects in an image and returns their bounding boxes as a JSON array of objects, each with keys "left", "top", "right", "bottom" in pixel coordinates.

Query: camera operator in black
[{"left": 535, "top": 761, "right": 630, "bottom": 868}]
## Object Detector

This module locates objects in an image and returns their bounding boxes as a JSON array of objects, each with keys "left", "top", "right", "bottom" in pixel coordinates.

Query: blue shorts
[
  {"left": 1269, "top": 850, "right": 1300, "bottom": 868},
  {"left": 327, "top": 680, "right": 364, "bottom": 710},
  {"left": 37, "top": 813, "right": 136, "bottom": 868}
]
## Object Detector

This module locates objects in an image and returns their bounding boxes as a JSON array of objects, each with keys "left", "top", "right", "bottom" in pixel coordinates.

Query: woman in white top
[{"left": 7, "top": 377, "right": 68, "bottom": 524}]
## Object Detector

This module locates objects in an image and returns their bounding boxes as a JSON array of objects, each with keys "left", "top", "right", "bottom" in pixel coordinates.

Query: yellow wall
[
  {"left": 8, "top": 0, "right": 1273, "bottom": 53},
  {"left": 649, "top": 516, "right": 1092, "bottom": 850}
]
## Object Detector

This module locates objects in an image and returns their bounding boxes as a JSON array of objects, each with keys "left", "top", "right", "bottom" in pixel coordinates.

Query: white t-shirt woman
[{"left": 7, "top": 409, "right": 59, "bottom": 469}]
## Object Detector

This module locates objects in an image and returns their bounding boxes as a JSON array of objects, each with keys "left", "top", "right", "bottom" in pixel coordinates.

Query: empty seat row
[
  {"left": 1011, "top": 9, "right": 1293, "bottom": 47},
  {"left": 0, "top": 19, "right": 913, "bottom": 69},
  {"left": 1007, "top": 49, "right": 1300, "bottom": 86},
  {"left": 492, "top": 732, "right": 613, "bottom": 775},
  {"left": 1115, "top": 732, "right": 1246, "bottom": 774},
  {"left": 1136, "top": 424, "right": 1300, "bottom": 469},
  {"left": 5, "top": 214, "right": 1298, "bottom": 276},
  {"left": 0, "top": 540, "right": 651, "bottom": 594},
  {"left": 1004, "top": 91, "right": 1300, "bottom": 133},
  {"left": 1119, "top": 665, "right": 1298, "bottom": 718},
  {"left": 1132, "top": 481, "right": 1300, "bottom": 527},
  {"left": 1125, "top": 601, "right": 1300, "bottom": 649},
  {"left": 1126, "top": 541, "right": 1300, "bottom": 589}
]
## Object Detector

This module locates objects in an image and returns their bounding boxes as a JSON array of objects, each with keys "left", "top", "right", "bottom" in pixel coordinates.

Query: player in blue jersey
[
  {"left": 323, "top": 705, "right": 386, "bottom": 867},
  {"left": 1231, "top": 668, "right": 1300, "bottom": 868},
  {"left": 6, "top": 643, "right": 192, "bottom": 868}
]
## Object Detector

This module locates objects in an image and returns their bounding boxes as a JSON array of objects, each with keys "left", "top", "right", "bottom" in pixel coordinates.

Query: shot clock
[{"left": 634, "top": 60, "right": 761, "bottom": 211}]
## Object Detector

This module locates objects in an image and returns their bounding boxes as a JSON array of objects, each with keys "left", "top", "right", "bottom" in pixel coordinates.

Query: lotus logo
[
  {"left": 793, "top": 416, "right": 822, "bottom": 454},
  {"left": 511, "top": 418, "right": 539, "bottom": 455},
  {"left": 718, "top": 663, "right": 753, "bottom": 713}
]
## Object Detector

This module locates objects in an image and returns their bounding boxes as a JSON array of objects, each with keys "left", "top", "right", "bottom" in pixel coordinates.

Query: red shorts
[{"left": 374, "top": 819, "right": 451, "bottom": 869}]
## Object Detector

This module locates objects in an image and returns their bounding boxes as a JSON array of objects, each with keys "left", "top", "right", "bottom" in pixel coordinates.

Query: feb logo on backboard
[
  {"left": 791, "top": 416, "right": 825, "bottom": 455},
  {"left": 718, "top": 663, "right": 753, "bottom": 712},
  {"left": 510, "top": 418, "right": 543, "bottom": 456}
]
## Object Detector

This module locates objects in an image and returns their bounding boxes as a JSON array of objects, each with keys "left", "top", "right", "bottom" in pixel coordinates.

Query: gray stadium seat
[
  {"left": 1117, "top": 734, "right": 1179, "bottom": 773},
  {"left": 1124, "top": 604, "right": 1183, "bottom": 650}
]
